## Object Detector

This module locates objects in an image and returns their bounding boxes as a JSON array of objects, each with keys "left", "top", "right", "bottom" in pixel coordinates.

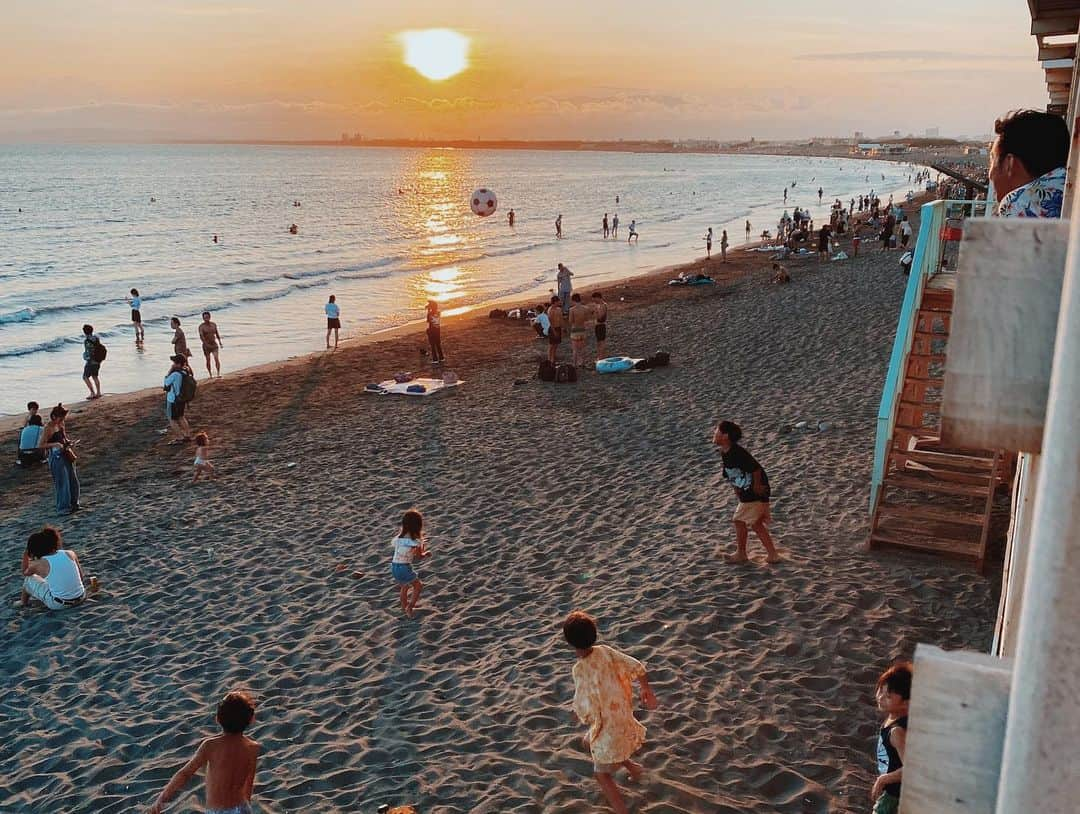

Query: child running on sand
[
  {"left": 391, "top": 509, "right": 429, "bottom": 617},
  {"left": 870, "top": 662, "right": 911, "bottom": 814},
  {"left": 564, "top": 610, "right": 658, "bottom": 814},
  {"left": 193, "top": 432, "right": 214, "bottom": 482},
  {"left": 149, "top": 690, "right": 259, "bottom": 814},
  {"left": 713, "top": 420, "right": 782, "bottom": 564}
]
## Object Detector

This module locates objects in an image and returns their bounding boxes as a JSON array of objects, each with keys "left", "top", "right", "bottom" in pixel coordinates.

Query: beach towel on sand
[{"left": 365, "top": 377, "right": 465, "bottom": 396}]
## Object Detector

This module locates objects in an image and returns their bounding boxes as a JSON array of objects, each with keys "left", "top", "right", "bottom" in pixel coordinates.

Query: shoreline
[{"left": 2, "top": 161, "right": 925, "bottom": 424}]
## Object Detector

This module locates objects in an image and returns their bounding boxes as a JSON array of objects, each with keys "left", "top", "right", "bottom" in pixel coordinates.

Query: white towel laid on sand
[{"left": 366, "top": 377, "right": 465, "bottom": 396}]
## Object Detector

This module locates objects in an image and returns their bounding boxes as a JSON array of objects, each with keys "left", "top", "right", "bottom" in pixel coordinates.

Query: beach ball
[{"left": 470, "top": 188, "right": 498, "bottom": 217}]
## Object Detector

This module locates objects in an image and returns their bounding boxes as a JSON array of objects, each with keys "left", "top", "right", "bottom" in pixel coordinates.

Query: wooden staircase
[{"left": 869, "top": 285, "right": 1001, "bottom": 571}]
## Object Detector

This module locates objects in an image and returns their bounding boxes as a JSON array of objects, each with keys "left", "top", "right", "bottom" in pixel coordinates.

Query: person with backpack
[
  {"left": 163, "top": 355, "right": 194, "bottom": 445},
  {"left": 81, "top": 324, "right": 104, "bottom": 400}
]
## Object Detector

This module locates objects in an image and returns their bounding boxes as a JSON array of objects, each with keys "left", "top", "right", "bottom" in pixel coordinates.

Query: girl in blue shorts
[{"left": 391, "top": 509, "right": 429, "bottom": 618}]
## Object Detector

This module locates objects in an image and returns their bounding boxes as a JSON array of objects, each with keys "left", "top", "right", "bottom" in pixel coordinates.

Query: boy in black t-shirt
[
  {"left": 870, "top": 662, "right": 911, "bottom": 814},
  {"left": 713, "top": 420, "right": 782, "bottom": 564}
]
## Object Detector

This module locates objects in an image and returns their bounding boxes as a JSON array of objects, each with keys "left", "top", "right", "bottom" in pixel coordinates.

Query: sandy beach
[{"left": 1, "top": 199, "right": 1005, "bottom": 813}]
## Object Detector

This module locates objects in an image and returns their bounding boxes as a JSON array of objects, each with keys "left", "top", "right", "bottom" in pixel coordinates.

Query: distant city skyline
[{"left": 1, "top": 0, "right": 1047, "bottom": 143}]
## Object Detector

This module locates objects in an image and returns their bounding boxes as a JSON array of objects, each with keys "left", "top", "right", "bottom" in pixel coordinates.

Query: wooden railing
[{"left": 868, "top": 200, "right": 989, "bottom": 514}]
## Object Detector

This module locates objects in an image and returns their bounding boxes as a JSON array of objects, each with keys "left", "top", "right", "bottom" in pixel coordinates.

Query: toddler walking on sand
[
  {"left": 149, "top": 690, "right": 259, "bottom": 814},
  {"left": 564, "top": 610, "right": 658, "bottom": 814},
  {"left": 193, "top": 432, "right": 215, "bottom": 482},
  {"left": 391, "top": 509, "right": 429, "bottom": 617}
]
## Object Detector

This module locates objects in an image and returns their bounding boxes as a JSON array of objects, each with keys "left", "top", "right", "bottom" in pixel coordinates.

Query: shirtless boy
[
  {"left": 149, "top": 690, "right": 259, "bottom": 814},
  {"left": 546, "top": 295, "right": 564, "bottom": 365},
  {"left": 198, "top": 312, "right": 223, "bottom": 378},
  {"left": 567, "top": 293, "right": 590, "bottom": 368},
  {"left": 590, "top": 291, "right": 608, "bottom": 361}
]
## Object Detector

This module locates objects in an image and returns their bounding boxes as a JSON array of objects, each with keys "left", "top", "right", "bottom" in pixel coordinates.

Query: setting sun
[{"left": 399, "top": 29, "right": 469, "bottom": 81}]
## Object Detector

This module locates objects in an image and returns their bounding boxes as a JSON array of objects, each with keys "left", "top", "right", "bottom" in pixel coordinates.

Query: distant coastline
[{"left": 160, "top": 136, "right": 985, "bottom": 165}]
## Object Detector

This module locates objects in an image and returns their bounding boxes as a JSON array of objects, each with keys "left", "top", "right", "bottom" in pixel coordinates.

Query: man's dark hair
[
  {"left": 27, "top": 526, "right": 62, "bottom": 558},
  {"left": 28, "top": 414, "right": 43, "bottom": 427},
  {"left": 592, "top": 291, "right": 603, "bottom": 299},
  {"left": 27, "top": 401, "right": 38, "bottom": 411},
  {"left": 877, "top": 662, "right": 914, "bottom": 700},
  {"left": 217, "top": 691, "right": 256, "bottom": 733},
  {"left": 550, "top": 295, "right": 560, "bottom": 304},
  {"left": 563, "top": 610, "right": 599, "bottom": 649},
  {"left": 994, "top": 109, "right": 1069, "bottom": 179},
  {"left": 571, "top": 293, "right": 582, "bottom": 302},
  {"left": 717, "top": 420, "right": 743, "bottom": 444},
  {"left": 82, "top": 324, "right": 93, "bottom": 335}
]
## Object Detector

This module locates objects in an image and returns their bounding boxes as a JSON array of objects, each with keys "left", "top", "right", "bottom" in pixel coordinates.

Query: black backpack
[
  {"left": 90, "top": 339, "right": 107, "bottom": 363},
  {"left": 538, "top": 360, "right": 557, "bottom": 382},
  {"left": 650, "top": 351, "right": 670, "bottom": 367},
  {"left": 555, "top": 363, "right": 578, "bottom": 383},
  {"left": 178, "top": 371, "right": 198, "bottom": 403}
]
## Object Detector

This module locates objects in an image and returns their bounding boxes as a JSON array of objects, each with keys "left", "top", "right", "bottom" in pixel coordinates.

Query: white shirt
[
  {"left": 900, "top": 222, "right": 912, "bottom": 237},
  {"left": 392, "top": 536, "right": 421, "bottom": 564},
  {"left": 164, "top": 370, "right": 183, "bottom": 403}
]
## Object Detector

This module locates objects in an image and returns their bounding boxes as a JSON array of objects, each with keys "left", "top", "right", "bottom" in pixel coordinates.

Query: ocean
[{"left": 0, "top": 144, "right": 918, "bottom": 415}]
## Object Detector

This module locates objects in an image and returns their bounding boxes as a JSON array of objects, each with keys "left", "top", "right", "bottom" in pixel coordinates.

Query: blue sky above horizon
[{"left": 1, "top": 0, "right": 1048, "bottom": 142}]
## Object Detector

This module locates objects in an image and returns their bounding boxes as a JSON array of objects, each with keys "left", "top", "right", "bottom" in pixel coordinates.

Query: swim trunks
[
  {"left": 202, "top": 342, "right": 218, "bottom": 355},
  {"left": 595, "top": 323, "right": 607, "bottom": 341},
  {"left": 206, "top": 805, "right": 253, "bottom": 814},
  {"left": 570, "top": 327, "right": 587, "bottom": 340},
  {"left": 548, "top": 327, "right": 562, "bottom": 346},
  {"left": 83, "top": 361, "right": 101, "bottom": 379},
  {"left": 168, "top": 401, "right": 186, "bottom": 420}
]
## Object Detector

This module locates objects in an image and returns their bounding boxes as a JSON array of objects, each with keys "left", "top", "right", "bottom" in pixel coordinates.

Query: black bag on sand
[
  {"left": 538, "top": 359, "right": 557, "bottom": 382},
  {"left": 555, "top": 363, "right": 578, "bottom": 383},
  {"left": 650, "top": 351, "right": 670, "bottom": 367},
  {"left": 634, "top": 358, "right": 650, "bottom": 371},
  {"left": 489, "top": 308, "right": 508, "bottom": 319}
]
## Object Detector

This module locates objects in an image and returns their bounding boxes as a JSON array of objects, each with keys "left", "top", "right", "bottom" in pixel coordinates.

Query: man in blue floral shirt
[{"left": 990, "top": 109, "right": 1069, "bottom": 219}]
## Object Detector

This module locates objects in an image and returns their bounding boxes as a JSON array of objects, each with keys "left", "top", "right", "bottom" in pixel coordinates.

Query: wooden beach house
[{"left": 868, "top": 3, "right": 1080, "bottom": 811}]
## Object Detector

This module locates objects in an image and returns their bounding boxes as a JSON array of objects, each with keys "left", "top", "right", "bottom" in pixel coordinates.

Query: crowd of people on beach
[{"left": 17, "top": 134, "right": 1055, "bottom": 814}]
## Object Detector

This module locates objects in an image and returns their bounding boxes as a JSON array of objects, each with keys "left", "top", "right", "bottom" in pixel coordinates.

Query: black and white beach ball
[{"left": 470, "top": 188, "right": 498, "bottom": 217}]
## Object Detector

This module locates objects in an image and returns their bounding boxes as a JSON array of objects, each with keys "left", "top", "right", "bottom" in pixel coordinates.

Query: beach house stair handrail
[{"left": 868, "top": 200, "right": 946, "bottom": 514}]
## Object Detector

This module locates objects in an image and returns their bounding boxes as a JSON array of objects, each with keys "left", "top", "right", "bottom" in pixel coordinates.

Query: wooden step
[
  {"left": 870, "top": 530, "right": 983, "bottom": 561},
  {"left": 886, "top": 473, "right": 991, "bottom": 498},
  {"left": 901, "top": 380, "right": 944, "bottom": 403},
  {"left": 912, "top": 335, "right": 948, "bottom": 356},
  {"left": 877, "top": 502, "right": 987, "bottom": 527},
  {"left": 890, "top": 449, "right": 995, "bottom": 470},
  {"left": 906, "top": 356, "right": 945, "bottom": 380},
  {"left": 916, "top": 311, "right": 952, "bottom": 334}
]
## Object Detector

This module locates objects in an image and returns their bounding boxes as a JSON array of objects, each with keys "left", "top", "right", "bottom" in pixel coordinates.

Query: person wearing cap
[{"left": 164, "top": 355, "right": 193, "bottom": 444}]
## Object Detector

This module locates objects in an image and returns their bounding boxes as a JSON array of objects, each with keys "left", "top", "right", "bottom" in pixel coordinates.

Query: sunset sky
[{"left": 2, "top": 0, "right": 1048, "bottom": 142}]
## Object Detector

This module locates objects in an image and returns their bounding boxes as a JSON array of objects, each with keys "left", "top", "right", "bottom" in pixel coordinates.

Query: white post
[{"left": 994, "top": 210, "right": 1080, "bottom": 810}]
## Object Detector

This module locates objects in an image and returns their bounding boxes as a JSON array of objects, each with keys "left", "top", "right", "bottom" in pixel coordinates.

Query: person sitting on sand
[
  {"left": 568, "top": 293, "right": 591, "bottom": 368},
  {"left": 390, "top": 509, "right": 430, "bottom": 618},
  {"left": 193, "top": 432, "right": 215, "bottom": 483},
  {"left": 532, "top": 303, "right": 551, "bottom": 338},
  {"left": 713, "top": 420, "right": 781, "bottom": 564},
  {"left": 546, "top": 296, "right": 564, "bottom": 365},
  {"left": 591, "top": 291, "right": 608, "bottom": 361},
  {"left": 21, "top": 526, "right": 87, "bottom": 610},
  {"left": 771, "top": 263, "right": 791, "bottom": 285},
  {"left": 17, "top": 401, "right": 45, "bottom": 467},
  {"left": 149, "top": 690, "right": 259, "bottom": 814},
  {"left": 564, "top": 610, "right": 658, "bottom": 814},
  {"left": 870, "top": 662, "right": 911, "bottom": 814}
]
